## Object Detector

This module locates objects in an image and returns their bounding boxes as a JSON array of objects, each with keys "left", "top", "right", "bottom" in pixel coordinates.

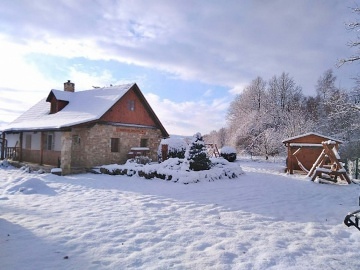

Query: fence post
[{"left": 356, "top": 158, "right": 359, "bottom": 179}]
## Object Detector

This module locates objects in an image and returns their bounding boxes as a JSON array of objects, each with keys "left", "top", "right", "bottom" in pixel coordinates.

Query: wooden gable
[{"left": 100, "top": 84, "right": 169, "bottom": 137}]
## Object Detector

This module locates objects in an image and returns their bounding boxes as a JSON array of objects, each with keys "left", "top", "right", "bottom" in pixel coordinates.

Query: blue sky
[{"left": 0, "top": 0, "right": 358, "bottom": 135}]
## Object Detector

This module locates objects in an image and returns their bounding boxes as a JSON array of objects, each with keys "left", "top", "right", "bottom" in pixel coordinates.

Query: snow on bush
[
  {"left": 220, "top": 146, "right": 237, "bottom": 162},
  {"left": 0, "top": 159, "right": 9, "bottom": 168},
  {"left": 100, "top": 157, "right": 243, "bottom": 184},
  {"left": 101, "top": 133, "right": 243, "bottom": 183},
  {"left": 221, "top": 146, "right": 237, "bottom": 154},
  {"left": 158, "top": 137, "right": 188, "bottom": 160}
]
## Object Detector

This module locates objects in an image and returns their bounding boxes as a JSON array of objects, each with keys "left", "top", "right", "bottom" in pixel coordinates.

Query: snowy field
[{"left": 1, "top": 157, "right": 360, "bottom": 270}]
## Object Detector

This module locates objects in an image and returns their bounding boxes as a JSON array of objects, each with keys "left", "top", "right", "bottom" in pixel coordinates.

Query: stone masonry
[
  {"left": 60, "top": 131, "right": 73, "bottom": 175},
  {"left": 61, "top": 124, "right": 163, "bottom": 174}
]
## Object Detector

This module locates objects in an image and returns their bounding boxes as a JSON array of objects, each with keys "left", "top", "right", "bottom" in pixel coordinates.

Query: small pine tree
[{"left": 187, "top": 132, "right": 211, "bottom": 171}]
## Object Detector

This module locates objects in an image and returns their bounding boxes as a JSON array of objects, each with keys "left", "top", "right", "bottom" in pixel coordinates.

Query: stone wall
[
  {"left": 65, "top": 124, "right": 163, "bottom": 173},
  {"left": 61, "top": 131, "right": 73, "bottom": 175}
]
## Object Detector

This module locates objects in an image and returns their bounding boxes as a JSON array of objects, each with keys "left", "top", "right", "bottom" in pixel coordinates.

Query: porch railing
[{"left": 4, "top": 147, "right": 20, "bottom": 160}]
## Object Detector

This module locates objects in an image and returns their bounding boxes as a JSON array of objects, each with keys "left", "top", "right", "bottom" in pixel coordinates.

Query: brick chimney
[{"left": 64, "top": 80, "right": 75, "bottom": 92}]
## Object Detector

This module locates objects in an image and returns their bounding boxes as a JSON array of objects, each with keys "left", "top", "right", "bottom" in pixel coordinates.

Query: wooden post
[
  {"left": 356, "top": 158, "right": 359, "bottom": 180},
  {"left": 40, "top": 132, "right": 44, "bottom": 165},
  {"left": 307, "top": 150, "right": 325, "bottom": 177},
  {"left": 19, "top": 132, "right": 23, "bottom": 162},
  {"left": 288, "top": 145, "right": 293, "bottom": 174},
  {"left": 161, "top": 144, "right": 168, "bottom": 161},
  {"left": 1, "top": 132, "right": 5, "bottom": 160}
]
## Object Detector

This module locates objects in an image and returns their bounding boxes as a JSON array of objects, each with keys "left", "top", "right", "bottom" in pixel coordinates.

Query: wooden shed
[{"left": 282, "top": 132, "right": 343, "bottom": 174}]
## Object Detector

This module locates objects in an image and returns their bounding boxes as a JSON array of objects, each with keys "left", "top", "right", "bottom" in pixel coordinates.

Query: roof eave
[
  {"left": 282, "top": 132, "right": 344, "bottom": 144},
  {"left": 132, "top": 83, "right": 169, "bottom": 138}
]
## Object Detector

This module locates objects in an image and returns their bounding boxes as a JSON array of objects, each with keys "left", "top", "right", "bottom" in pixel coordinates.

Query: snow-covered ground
[{"left": 1, "top": 157, "right": 360, "bottom": 270}]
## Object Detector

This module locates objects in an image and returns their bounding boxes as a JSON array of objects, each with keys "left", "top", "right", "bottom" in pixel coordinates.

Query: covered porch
[{"left": 1, "top": 131, "right": 62, "bottom": 167}]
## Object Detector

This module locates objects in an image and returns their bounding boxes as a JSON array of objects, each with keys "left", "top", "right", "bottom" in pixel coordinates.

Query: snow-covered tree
[
  {"left": 281, "top": 107, "right": 315, "bottom": 138},
  {"left": 187, "top": 133, "right": 211, "bottom": 171},
  {"left": 338, "top": 5, "right": 360, "bottom": 113},
  {"left": 217, "top": 128, "right": 228, "bottom": 148},
  {"left": 338, "top": 5, "right": 360, "bottom": 66},
  {"left": 316, "top": 69, "right": 337, "bottom": 100},
  {"left": 227, "top": 73, "right": 307, "bottom": 157},
  {"left": 204, "top": 127, "right": 228, "bottom": 149},
  {"left": 227, "top": 77, "right": 268, "bottom": 151},
  {"left": 314, "top": 69, "right": 360, "bottom": 139},
  {"left": 267, "top": 72, "right": 302, "bottom": 113},
  {"left": 350, "top": 77, "right": 360, "bottom": 111},
  {"left": 303, "top": 95, "right": 321, "bottom": 122}
]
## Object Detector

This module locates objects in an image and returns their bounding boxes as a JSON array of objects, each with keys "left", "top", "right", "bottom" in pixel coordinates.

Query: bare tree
[
  {"left": 316, "top": 69, "right": 337, "bottom": 100},
  {"left": 350, "top": 75, "right": 360, "bottom": 111},
  {"left": 338, "top": 5, "right": 360, "bottom": 66},
  {"left": 265, "top": 73, "right": 303, "bottom": 131},
  {"left": 303, "top": 95, "right": 321, "bottom": 122},
  {"left": 217, "top": 127, "right": 227, "bottom": 148},
  {"left": 204, "top": 127, "right": 229, "bottom": 148}
]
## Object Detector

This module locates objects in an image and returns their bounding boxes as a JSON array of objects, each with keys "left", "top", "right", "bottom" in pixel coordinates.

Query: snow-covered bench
[{"left": 311, "top": 167, "right": 350, "bottom": 183}]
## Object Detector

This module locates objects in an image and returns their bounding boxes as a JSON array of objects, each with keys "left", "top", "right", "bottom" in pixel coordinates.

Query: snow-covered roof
[
  {"left": 282, "top": 132, "right": 343, "bottom": 144},
  {"left": 3, "top": 84, "right": 134, "bottom": 132},
  {"left": 289, "top": 143, "right": 323, "bottom": 147},
  {"left": 47, "top": 89, "right": 73, "bottom": 101}
]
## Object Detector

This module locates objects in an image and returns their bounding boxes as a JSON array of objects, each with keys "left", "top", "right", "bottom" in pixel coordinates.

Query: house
[
  {"left": 282, "top": 132, "right": 343, "bottom": 174},
  {"left": 1, "top": 81, "right": 169, "bottom": 174}
]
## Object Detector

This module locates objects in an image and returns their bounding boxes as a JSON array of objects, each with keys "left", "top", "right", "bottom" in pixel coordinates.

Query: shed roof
[{"left": 282, "top": 132, "right": 343, "bottom": 144}]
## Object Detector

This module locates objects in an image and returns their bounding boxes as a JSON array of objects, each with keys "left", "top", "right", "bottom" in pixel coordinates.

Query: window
[
  {"left": 46, "top": 133, "right": 54, "bottom": 150},
  {"left": 140, "top": 138, "right": 148, "bottom": 147},
  {"left": 25, "top": 135, "right": 32, "bottom": 149},
  {"left": 128, "top": 100, "right": 135, "bottom": 111},
  {"left": 72, "top": 135, "right": 81, "bottom": 146},
  {"left": 111, "top": 138, "right": 119, "bottom": 152}
]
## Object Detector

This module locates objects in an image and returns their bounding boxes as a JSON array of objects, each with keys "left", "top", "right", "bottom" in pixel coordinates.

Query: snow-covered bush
[
  {"left": 158, "top": 137, "right": 188, "bottom": 161},
  {"left": 100, "top": 133, "right": 244, "bottom": 184},
  {"left": 133, "top": 156, "right": 152, "bottom": 165},
  {"left": 0, "top": 159, "right": 9, "bottom": 167},
  {"left": 99, "top": 156, "right": 243, "bottom": 184},
  {"left": 220, "top": 146, "right": 237, "bottom": 162},
  {"left": 20, "top": 166, "right": 31, "bottom": 173},
  {"left": 187, "top": 133, "right": 211, "bottom": 171}
]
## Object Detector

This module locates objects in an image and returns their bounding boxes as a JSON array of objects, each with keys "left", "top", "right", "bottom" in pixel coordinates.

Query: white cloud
[
  {"left": 0, "top": 0, "right": 359, "bottom": 132},
  {"left": 0, "top": 36, "right": 57, "bottom": 92},
  {"left": 1, "top": 0, "right": 357, "bottom": 95},
  {"left": 228, "top": 83, "right": 248, "bottom": 95},
  {"left": 145, "top": 93, "right": 229, "bottom": 136},
  {"left": 0, "top": 37, "right": 59, "bottom": 125},
  {"left": 203, "top": 89, "right": 213, "bottom": 97},
  {"left": 67, "top": 68, "right": 116, "bottom": 90}
]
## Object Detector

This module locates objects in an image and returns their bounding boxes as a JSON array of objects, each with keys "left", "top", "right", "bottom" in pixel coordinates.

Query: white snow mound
[{"left": 4, "top": 177, "right": 56, "bottom": 195}]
